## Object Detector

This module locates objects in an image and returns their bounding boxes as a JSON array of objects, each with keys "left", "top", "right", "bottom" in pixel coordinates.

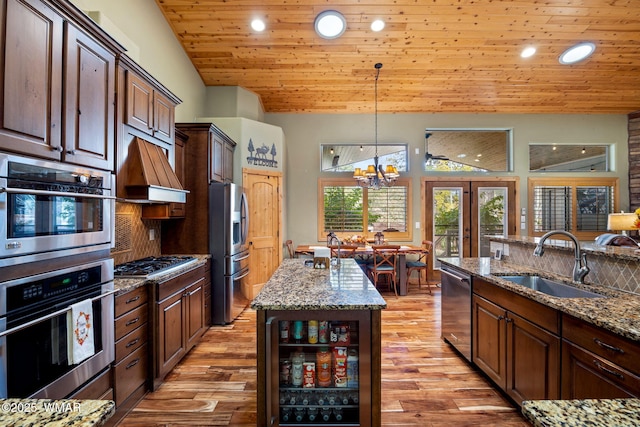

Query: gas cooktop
[{"left": 114, "top": 255, "right": 198, "bottom": 279}]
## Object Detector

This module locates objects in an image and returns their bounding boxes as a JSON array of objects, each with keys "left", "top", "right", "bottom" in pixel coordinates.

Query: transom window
[
  {"left": 528, "top": 177, "right": 618, "bottom": 240},
  {"left": 318, "top": 178, "right": 412, "bottom": 241},
  {"left": 320, "top": 144, "right": 407, "bottom": 172}
]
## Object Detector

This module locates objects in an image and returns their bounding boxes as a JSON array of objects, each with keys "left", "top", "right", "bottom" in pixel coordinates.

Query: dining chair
[
  {"left": 328, "top": 244, "right": 359, "bottom": 259},
  {"left": 285, "top": 240, "right": 296, "bottom": 258},
  {"left": 406, "top": 240, "right": 433, "bottom": 294},
  {"left": 367, "top": 245, "right": 400, "bottom": 297}
]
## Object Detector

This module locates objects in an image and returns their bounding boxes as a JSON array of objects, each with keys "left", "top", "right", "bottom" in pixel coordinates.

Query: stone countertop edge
[
  {"left": 490, "top": 235, "right": 640, "bottom": 261},
  {"left": 113, "top": 254, "right": 210, "bottom": 296},
  {"left": 521, "top": 398, "right": 640, "bottom": 427},
  {"left": 0, "top": 398, "right": 115, "bottom": 426},
  {"left": 250, "top": 258, "right": 387, "bottom": 311},
  {"left": 438, "top": 257, "right": 640, "bottom": 343}
]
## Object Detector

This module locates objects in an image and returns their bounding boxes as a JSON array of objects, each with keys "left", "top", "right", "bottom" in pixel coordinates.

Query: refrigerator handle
[
  {"left": 265, "top": 316, "right": 277, "bottom": 426},
  {"left": 241, "top": 191, "right": 249, "bottom": 246}
]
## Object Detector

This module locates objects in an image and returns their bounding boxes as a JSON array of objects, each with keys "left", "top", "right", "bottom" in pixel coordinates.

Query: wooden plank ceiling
[{"left": 155, "top": 0, "right": 640, "bottom": 114}]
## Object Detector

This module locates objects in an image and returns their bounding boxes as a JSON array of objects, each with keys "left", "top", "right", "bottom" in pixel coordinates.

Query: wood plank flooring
[{"left": 118, "top": 286, "right": 530, "bottom": 426}]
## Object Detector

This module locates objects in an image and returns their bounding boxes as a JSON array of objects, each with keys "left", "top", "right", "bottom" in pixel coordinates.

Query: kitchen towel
[{"left": 67, "top": 299, "right": 95, "bottom": 365}]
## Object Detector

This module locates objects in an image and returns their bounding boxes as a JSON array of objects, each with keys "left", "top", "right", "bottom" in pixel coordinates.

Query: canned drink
[
  {"left": 308, "top": 320, "right": 318, "bottom": 344},
  {"left": 280, "top": 360, "right": 291, "bottom": 385},
  {"left": 279, "top": 320, "right": 290, "bottom": 343},
  {"left": 318, "top": 320, "right": 329, "bottom": 343},
  {"left": 292, "top": 320, "right": 304, "bottom": 343},
  {"left": 303, "top": 362, "right": 316, "bottom": 388}
]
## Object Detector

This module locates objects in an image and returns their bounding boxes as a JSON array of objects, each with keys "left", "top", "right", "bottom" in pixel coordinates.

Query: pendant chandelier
[{"left": 353, "top": 63, "right": 399, "bottom": 189}]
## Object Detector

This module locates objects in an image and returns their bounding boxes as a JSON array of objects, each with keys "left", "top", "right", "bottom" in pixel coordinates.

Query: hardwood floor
[{"left": 119, "top": 286, "right": 529, "bottom": 426}]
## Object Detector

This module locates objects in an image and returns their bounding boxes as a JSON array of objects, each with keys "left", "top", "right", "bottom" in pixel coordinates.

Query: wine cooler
[{"left": 259, "top": 309, "right": 379, "bottom": 426}]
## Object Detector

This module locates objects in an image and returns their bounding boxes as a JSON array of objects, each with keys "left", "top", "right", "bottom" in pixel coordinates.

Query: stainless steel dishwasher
[{"left": 440, "top": 265, "right": 472, "bottom": 361}]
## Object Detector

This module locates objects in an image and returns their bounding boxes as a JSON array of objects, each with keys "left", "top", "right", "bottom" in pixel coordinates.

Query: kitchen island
[
  {"left": 251, "top": 258, "right": 386, "bottom": 426},
  {"left": 0, "top": 399, "right": 114, "bottom": 426}
]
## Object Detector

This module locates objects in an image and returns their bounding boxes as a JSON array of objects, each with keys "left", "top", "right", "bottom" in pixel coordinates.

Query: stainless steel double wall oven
[{"left": 0, "top": 153, "right": 115, "bottom": 398}]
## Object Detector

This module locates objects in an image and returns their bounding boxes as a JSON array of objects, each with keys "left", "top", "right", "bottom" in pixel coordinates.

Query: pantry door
[
  {"left": 425, "top": 179, "right": 517, "bottom": 280},
  {"left": 243, "top": 168, "right": 283, "bottom": 299}
]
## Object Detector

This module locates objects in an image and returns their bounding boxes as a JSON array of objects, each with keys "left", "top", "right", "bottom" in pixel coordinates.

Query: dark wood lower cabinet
[
  {"left": 153, "top": 264, "right": 207, "bottom": 388},
  {"left": 472, "top": 278, "right": 560, "bottom": 404}
]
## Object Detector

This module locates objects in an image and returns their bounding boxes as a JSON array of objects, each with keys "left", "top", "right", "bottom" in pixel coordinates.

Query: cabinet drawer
[
  {"left": 115, "top": 322, "right": 148, "bottom": 363},
  {"left": 114, "top": 343, "right": 148, "bottom": 406},
  {"left": 563, "top": 315, "right": 640, "bottom": 374},
  {"left": 157, "top": 264, "right": 204, "bottom": 300},
  {"left": 115, "top": 304, "right": 148, "bottom": 341},
  {"left": 115, "top": 286, "right": 148, "bottom": 318}
]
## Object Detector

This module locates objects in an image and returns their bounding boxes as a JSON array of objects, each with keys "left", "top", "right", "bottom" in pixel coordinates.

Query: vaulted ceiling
[{"left": 155, "top": 0, "right": 640, "bottom": 114}]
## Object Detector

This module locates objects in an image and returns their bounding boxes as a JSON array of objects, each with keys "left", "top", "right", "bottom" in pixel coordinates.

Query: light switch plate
[{"left": 149, "top": 229, "right": 155, "bottom": 241}]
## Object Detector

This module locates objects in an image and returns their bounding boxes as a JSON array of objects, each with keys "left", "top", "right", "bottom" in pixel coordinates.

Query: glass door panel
[{"left": 476, "top": 187, "right": 508, "bottom": 257}]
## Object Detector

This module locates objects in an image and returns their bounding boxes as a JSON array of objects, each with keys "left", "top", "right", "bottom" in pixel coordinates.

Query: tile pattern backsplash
[
  {"left": 111, "top": 202, "right": 161, "bottom": 266},
  {"left": 505, "top": 244, "right": 640, "bottom": 295}
]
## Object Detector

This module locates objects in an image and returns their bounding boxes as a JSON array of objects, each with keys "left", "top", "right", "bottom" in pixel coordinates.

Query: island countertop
[
  {"left": 0, "top": 399, "right": 114, "bottom": 426},
  {"left": 522, "top": 398, "right": 640, "bottom": 427},
  {"left": 250, "top": 258, "right": 387, "bottom": 311}
]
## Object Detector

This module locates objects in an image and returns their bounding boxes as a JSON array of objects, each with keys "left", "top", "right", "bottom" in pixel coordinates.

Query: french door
[{"left": 424, "top": 179, "right": 517, "bottom": 281}]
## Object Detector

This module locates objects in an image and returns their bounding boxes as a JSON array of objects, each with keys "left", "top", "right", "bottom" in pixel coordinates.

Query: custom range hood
[{"left": 123, "top": 137, "right": 188, "bottom": 203}]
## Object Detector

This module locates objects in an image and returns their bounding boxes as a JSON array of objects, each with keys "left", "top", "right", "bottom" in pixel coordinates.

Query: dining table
[{"left": 294, "top": 244, "right": 424, "bottom": 296}]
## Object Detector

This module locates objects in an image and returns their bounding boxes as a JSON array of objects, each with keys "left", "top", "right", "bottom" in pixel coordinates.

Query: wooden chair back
[
  {"left": 285, "top": 240, "right": 295, "bottom": 258},
  {"left": 328, "top": 244, "right": 359, "bottom": 258}
]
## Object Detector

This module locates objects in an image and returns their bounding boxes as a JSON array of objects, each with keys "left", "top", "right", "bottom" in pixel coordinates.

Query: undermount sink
[{"left": 498, "top": 275, "right": 607, "bottom": 299}]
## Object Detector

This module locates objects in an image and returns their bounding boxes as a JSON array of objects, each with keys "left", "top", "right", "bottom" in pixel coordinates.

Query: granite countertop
[
  {"left": 492, "top": 235, "right": 640, "bottom": 261},
  {"left": 113, "top": 254, "right": 210, "bottom": 295},
  {"left": 438, "top": 257, "right": 640, "bottom": 342},
  {"left": 250, "top": 258, "right": 387, "bottom": 310},
  {"left": 0, "top": 399, "right": 114, "bottom": 426},
  {"left": 522, "top": 399, "right": 640, "bottom": 427}
]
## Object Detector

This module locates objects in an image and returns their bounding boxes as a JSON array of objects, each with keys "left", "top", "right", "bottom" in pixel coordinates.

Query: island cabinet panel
[
  {"left": 0, "top": 0, "right": 120, "bottom": 170},
  {"left": 258, "top": 310, "right": 380, "bottom": 426},
  {"left": 562, "top": 314, "right": 640, "bottom": 399},
  {"left": 472, "top": 278, "right": 560, "bottom": 404}
]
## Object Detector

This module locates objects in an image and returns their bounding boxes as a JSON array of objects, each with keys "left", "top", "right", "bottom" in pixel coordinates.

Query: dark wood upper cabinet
[
  {"left": 0, "top": 0, "right": 122, "bottom": 170},
  {"left": 125, "top": 71, "right": 175, "bottom": 145}
]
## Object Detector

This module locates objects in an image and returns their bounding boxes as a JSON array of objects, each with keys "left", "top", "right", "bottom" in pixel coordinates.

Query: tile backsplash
[{"left": 111, "top": 202, "right": 161, "bottom": 265}]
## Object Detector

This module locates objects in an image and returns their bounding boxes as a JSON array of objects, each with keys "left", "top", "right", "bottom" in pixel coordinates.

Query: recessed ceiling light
[
  {"left": 315, "top": 10, "right": 346, "bottom": 39},
  {"left": 251, "top": 19, "right": 266, "bottom": 32},
  {"left": 521, "top": 47, "right": 536, "bottom": 58},
  {"left": 559, "top": 42, "right": 596, "bottom": 65},
  {"left": 371, "top": 19, "right": 385, "bottom": 32}
]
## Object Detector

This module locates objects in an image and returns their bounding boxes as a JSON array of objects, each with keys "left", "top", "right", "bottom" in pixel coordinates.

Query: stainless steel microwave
[{"left": 0, "top": 153, "right": 114, "bottom": 266}]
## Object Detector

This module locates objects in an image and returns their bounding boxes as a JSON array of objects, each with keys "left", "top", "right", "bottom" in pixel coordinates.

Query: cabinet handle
[
  {"left": 593, "top": 359, "right": 624, "bottom": 380},
  {"left": 125, "top": 338, "right": 140, "bottom": 348},
  {"left": 126, "top": 358, "right": 141, "bottom": 370},
  {"left": 594, "top": 338, "right": 625, "bottom": 354},
  {"left": 505, "top": 317, "right": 513, "bottom": 323},
  {"left": 51, "top": 145, "right": 63, "bottom": 152},
  {"left": 126, "top": 295, "right": 141, "bottom": 304},
  {"left": 497, "top": 315, "right": 505, "bottom": 321},
  {"left": 66, "top": 149, "right": 76, "bottom": 155},
  {"left": 125, "top": 317, "right": 140, "bottom": 326}
]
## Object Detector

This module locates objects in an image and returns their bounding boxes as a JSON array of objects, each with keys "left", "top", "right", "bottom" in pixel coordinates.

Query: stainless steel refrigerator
[{"left": 209, "top": 182, "right": 250, "bottom": 324}]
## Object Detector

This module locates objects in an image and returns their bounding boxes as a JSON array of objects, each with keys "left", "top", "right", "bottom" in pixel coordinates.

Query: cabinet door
[
  {"left": 125, "top": 71, "right": 153, "bottom": 134},
  {"left": 562, "top": 340, "right": 640, "bottom": 399},
  {"left": 153, "top": 90, "right": 174, "bottom": 143},
  {"left": 185, "top": 279, "right": 205, "bottom": 350},
  {"left": 0, "top": 0, "right": 63, "bottom": 159},
  {"left": 506, "top": 311, "right": 560, "bottom": 402},
  {"left": 209, "top": 133, "right": 224, "bottom": 182},
  {"left": 64, "top": 23, "right": 115, "bottom": 170},
  {"left": 157, "top": 292, "right": 186, "bottom": 378},
  {"left": 472, "top": 295, "right": 506, "bottom": 388},
  {"left": 223, "top": 141, "right": 235, "bottom": 182}
]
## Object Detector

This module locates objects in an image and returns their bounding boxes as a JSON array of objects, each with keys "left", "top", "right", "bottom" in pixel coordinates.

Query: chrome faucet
[
  {"left": 533, "top": 230, "right": 590, "bottom": 283},
  {"left": 327, "top": 232, "right": 341, "bottom": 267}
]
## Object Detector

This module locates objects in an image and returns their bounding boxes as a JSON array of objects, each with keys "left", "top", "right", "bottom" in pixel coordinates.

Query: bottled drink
[
  {"left": 279, "top": 320, "right": 290, "bottom": 343},
  {"left": 308, "top": 320, "right": 318, "bottom": 343},
  {"left": 294, "top": 407, "right": 306, "bottom": 422},
  {"left": 320, "top": 407, "right": 332, "bottom": 422},
  {"left": 291, "top": 349, "right": 305, "bottom": 387},
  {"left": 333, "top": 407, "right": 344, "bottom": 421},
  {"left": 281, "top": 407, "right": 292, "bottom": 422},
  {"left": 316, "top": 347, "right": 332, "bottom": 387},
  {"left": 347, "top": 349, "right": 359, "bottom": 388},
  {"left": 307, "top": 407, "right": 319, "bottom": 421}
]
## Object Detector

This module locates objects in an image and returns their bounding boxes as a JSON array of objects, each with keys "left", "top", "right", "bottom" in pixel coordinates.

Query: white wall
[
  {"left": 70, "top": 0, "right": 207, "bottom": 121},
  {"left": 265, "top": 112, "right": 629, "bottom": 246}
]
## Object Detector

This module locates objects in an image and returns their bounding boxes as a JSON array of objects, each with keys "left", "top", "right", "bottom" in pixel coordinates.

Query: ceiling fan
[{"left": 424, "top": 132, "right": 449, "bottom": 161}]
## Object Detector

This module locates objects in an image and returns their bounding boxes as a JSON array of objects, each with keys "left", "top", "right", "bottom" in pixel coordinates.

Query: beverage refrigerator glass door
[
  {"left": 0, "top": 153, "right": 114, "bottom": 266},
  {"left": 0, "top": 258, "right": 115, "bottom": 398}
]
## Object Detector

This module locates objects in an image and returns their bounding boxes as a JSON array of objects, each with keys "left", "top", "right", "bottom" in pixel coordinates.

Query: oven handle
[
  {"left": 0, "top": 289, "right": 117, "bottom": 338},
  {"left": 0, "top": 186, "right": 116, "bottom": 200}
]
